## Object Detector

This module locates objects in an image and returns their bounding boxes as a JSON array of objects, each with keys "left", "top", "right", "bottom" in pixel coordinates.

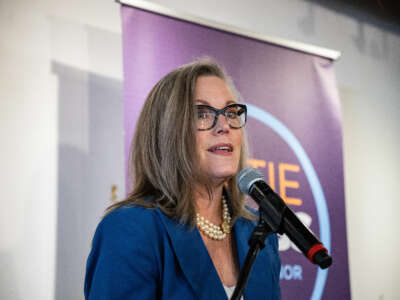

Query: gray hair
[{"left": 107, "top": 58, "right": 254, "bottom": 225}]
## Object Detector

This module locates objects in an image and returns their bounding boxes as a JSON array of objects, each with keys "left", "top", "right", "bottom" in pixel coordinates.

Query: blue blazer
[{"left": 84, "top": 205, "right": 281, "bottom": 299}]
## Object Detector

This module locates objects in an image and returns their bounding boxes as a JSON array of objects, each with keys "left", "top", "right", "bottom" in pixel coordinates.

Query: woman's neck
[{"left": 194, "top": 184, "right": 224, "bottom": 225}]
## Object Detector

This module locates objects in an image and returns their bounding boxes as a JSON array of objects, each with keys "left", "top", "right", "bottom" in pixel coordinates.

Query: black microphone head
[{"left": 237, "top": 167, "right": 265, "bottom": 195}]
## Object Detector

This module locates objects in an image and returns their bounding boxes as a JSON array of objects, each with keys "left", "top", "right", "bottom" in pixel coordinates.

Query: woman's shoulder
[
  {"left": 85, "top": 205, "right": 163, "bottom": 298},
  {"left": 102, "top": 204, "right": 159, "bottom": 224},
  {"left": 94, "top": 204, "right": 164, "bottom": 244}
]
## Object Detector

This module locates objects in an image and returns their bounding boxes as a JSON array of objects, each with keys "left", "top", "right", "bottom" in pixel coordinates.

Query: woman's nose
[{"left": 214, "top": 113, "right": 230, "bottom": 133}]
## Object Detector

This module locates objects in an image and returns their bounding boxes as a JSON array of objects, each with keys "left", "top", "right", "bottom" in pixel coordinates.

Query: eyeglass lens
[{"left": 196, "top": 104, "right": 246, "bottom": 130}]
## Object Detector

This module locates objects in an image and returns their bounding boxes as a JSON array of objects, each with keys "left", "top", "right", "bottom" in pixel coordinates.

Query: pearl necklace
[{"left": 196, "top": 196, "right": 231, "bottom": 240}]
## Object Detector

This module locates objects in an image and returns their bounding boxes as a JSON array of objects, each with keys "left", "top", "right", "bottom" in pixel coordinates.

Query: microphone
[{"left": 237, "top": 167, "right": 332, "bottom": 269}]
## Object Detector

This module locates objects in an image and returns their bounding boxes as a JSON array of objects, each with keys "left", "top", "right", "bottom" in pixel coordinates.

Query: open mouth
[{"left": 207, "top": 144, "right": 233, "bottom": 153}]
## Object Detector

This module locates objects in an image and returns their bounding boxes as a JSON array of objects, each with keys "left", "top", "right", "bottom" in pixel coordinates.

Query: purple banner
[{"left": 121, "top": 5, "right": 350, "bottom": 300}]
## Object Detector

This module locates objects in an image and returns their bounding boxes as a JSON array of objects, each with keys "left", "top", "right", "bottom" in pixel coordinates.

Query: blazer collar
[
  {"left": 156, "top": 209, "right": 272, "bottom": 300},
  {"left": 156, "top": 209, "right": 227, "bottom": 299}
]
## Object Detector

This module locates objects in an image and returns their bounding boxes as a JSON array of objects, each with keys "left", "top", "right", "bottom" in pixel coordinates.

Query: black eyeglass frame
[{"left": 196, "top": 103, "right": 247, "bottom": 131}]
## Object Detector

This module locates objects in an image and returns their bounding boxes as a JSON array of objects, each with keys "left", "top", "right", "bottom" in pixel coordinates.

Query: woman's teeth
[{"left": 209, "top": 146, "right": 232, "bottom": 152}]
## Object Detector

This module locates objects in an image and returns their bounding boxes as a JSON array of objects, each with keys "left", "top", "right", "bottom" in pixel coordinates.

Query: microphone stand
[{"left": 230, "top": 210, "right": 280, "bottom": 300}]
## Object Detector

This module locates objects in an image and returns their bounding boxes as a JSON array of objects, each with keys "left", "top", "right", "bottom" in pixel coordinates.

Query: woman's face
[{"left": 195, "top": 76, "right": 243, "bottom": 184}]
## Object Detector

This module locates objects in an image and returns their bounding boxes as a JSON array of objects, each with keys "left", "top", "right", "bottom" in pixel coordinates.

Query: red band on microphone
[{"left": 307, "top": 244, "right": 327, "bottom": 263}]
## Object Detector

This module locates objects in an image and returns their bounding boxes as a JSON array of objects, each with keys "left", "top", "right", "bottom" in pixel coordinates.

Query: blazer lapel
[
  {"left": 234, "top": 217, "right": 273, "bottom": 300},
  {"left": 156, "top": 209, "right": 228, "bottom": 300}
]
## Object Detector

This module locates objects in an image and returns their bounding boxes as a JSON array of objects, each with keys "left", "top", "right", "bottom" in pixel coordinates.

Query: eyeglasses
[{"left": 196, "top": 104, "right": 247, "bottom": 131}]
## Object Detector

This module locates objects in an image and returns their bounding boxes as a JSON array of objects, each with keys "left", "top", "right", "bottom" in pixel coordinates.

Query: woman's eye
[
  {"left": 226, "top": 111, "right": 238, "bottom": 119},
  {"left": 198, "top": 111, "right": 213, "bottom": 119}
]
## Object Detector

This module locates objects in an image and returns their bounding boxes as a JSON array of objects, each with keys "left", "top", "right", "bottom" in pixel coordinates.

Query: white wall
[
  {"left": 1, "top": 0, "right": 399, "bottom": 299},
  {"left": 0, "top": 1, "right": 123, "bottom": 299}
]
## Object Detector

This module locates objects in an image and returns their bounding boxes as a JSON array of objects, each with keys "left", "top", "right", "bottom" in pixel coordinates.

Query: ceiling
[{"left": 308, "top": 0, "right": 400, "bottom": 27}]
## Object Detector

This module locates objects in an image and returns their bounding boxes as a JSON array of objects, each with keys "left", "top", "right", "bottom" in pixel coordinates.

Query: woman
[{"left": 84, "top": 59, "right": 281, "bottom": 299}]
